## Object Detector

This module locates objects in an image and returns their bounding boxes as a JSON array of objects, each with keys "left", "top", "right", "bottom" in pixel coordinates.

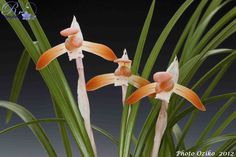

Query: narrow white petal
[{"left": 167, "top": 56, "right": 179, "bottom": 84}]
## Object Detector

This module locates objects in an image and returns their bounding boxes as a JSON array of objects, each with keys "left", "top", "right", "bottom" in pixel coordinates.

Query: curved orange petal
[
  {"left": 129, "top": 75, "right": 150, "bottom": 88},
  {"left": 173, "top": 84, "right": 206, "bottom": 111},
  {"left": 86, "top": 73, "right": 115, "bottom": 91},
  {"left": 36, "top": 43, "right": 67, "bottom": 70},
  {"left": 81, "top": 41, "right": 117, "bottom": 61},
  {"left": 60, "top": 27, "right": 80, "bottom": 37},
  {"left": 126, "top": 83, "right": 157, "bottom": 105}
]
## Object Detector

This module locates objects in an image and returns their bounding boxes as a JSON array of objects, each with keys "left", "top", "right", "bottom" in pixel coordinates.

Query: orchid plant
[{"left": 0, "top": 0, "right": 235, "bottom": 157}]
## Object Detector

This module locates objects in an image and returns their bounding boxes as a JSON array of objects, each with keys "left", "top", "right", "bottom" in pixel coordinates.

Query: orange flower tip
[
  {"left": 200, "top": 105, "right": 206, "bottom": 112},
  {"left": 36, "top": 59, "right": 46, "bottom": 70},
  {"left": 81, "top": 41, "right": 117, "bottom": 61},
  {"left": 60, "top": 27, "right": 80, "bottom": 37}
]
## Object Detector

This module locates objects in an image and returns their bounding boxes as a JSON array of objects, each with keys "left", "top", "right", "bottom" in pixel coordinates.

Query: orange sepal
[
  {"left": 86, "top": 73, "right": 115, "bottom": 91},
  {"left": 129, "top": 75, "right": 150, "bottom": 88},
  {"left": 81, "top": 41, "right": 117, "bottom": 61},
  {"left": 173, "top": 84, "right": 206, "bottom": 111},
  {"left": 36, "top": 43, "right": 67, "bottom": 70},
  {"left": 126, "top": 83, "right": 157, "bottom": 105}
]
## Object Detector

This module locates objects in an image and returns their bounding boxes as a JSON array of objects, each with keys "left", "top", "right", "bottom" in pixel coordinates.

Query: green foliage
[{"left": 0, "top": 0, "right": 235, "bottom": 156}]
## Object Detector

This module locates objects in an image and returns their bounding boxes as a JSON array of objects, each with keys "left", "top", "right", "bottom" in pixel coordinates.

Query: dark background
[{"left": 0, "top": 0, "right": 235, "bottom": 156}]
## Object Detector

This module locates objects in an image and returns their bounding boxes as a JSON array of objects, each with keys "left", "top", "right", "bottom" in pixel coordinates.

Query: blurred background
[{"left": 0, "top": 0, "right": 235, "bottom": 156}]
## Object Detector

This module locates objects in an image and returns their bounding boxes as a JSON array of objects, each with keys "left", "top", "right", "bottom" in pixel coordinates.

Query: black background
[{"left": 0, "top": 0, "right": 235, "bottom": 156}]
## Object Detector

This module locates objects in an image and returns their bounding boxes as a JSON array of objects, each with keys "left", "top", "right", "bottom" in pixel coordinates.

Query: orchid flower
[
  {"left": 36, "top": 16, "right": 117, "bottom": 156},
  {"left": 86, "top": 49, "right": 150, "bottom": 104},
  {"left": 126, "top": 57, "right": 206, "bottom": 157}
]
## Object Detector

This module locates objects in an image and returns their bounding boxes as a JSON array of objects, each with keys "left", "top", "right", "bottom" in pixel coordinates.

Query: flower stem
[
  {"left": 76, "top": 57, "right": 97, "bottom": 156},
  {"left": 151, "top": 101, "right": 168, "bottom": 157},
  {"left": 122, "top": 85, "right": 131, "bottom": 124}
]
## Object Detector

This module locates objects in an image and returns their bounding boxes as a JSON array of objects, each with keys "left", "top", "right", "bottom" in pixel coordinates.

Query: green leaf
[
  {"left": 0, "top": 1, "right": 94, "bottom": 156},
  {"left": 142, "top": 0, "right": 194, "bottom": 79},
  {"left": 169, "top": 0, "right": 209, "bottom": 63},
  {"left": 194, "top": 98, "right": 235, "bottom": 150},
  {"left": 188, "top": 134, "right": 236, "bottom": 151},
  {"left": 6, "top": 49, "right": 31, "bottom": 123},
  {"left": 202, "top": 110, "right": 236, "bottom": 152},
  {"left": 119, "top": 0, "right": 156, "bottom": 156},
  {"left": 0, "top": 118, "right": 119, "bottom": 146},
  {"left": 180, "top": 1, "right": 230, "bottom": 63},
  {"left": 172, "top": 124, "right": 185, "bottom": 149},
  {"left": 92, "top": 125, "right": 119, "bottom": 145},
  {"left": 0, "top": 101, "right": 57, "bottom": 157},
  {"left": 170, "top": 94, "right": 236, "bottom": 127},
  {"left": 52, "top": 98, "right": 73, "bottom": 157},
  {"left": 0, "top": 118, "right": 65, "bottom": 135}
]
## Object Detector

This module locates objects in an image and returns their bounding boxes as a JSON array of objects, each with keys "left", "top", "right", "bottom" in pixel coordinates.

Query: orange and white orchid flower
[
  {"left": 126, "top": 57, "right": 205, "bottom": 157},
  {"left": 36, "top": 16, "right": 117, "bottom": 70},
  {"left": 126, "top": 57, "right": 206, "bottom": 111},
  {"left": 86, "top": 49, "right": 150, "bottom": 103},
  {"left": 36, "top": 16, "right": 117, "bottom": 156}
]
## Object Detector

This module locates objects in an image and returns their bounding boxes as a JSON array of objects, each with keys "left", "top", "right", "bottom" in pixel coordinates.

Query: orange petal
[
  {"left": 36, "top": 43, "right": 67, "bottom": 70},
  {"left": 129, "top": 75, "right": 150, "bottom": 88},
  {"left": 86, "top": 73, "right": 115, "bottom": 91},
  {"left": 60, "top": 27, "right": 80, "bottom": 37},
  {"left": 126, "top": 83, "right": 157, "bottom": 105},
  {"left": 173, "top": 84, "right": 206, "bottom": 111},
  {"left": 81, "top": 41, "right": 117, "bottom": 61}
]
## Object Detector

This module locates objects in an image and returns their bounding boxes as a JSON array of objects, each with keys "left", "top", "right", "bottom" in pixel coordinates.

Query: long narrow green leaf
[
  {"left": 181, "top": 1, "right": 230, "bottom": 63},
  {"left": 133, "top": 101, "right": 161, "bottom": 157},
  {"left": 52, "top": 98, "right": 73, "bottom": 157},
  {"left": 177, "top": 62, "right": 234, "bottom": 149},
  {"left": 0, "top": 101, "right": 57, "bottom": 157},
  {"left": 169, "top": 0, "right": 209, "bottom": 62},
  {"left": 0, "top": 118, "right": 65, "bottom": 134},
  {"left": 202, "top": 111, "right": 236, "bottom": 152},
  {"left": 172, "top": 124, "right": 186, "bottom": 150},
  {"left": 0, "top": 118, "right": 119, "bottom": 146},
  {"left": 170, "top": 94, "right": 236, "bottom": 127},
  {"left": 0, "top": 1, "right": 94, "bottom": 156},
  {"left": 142, "top": 0, "right": 194, "bottom": 78},
  {"left": 188, "top": 134, "right": 236, "bottom": 151},
  {"left": 92, "top": 125, "right": 119, "bottom": 145},
  {"left": 6, "top": 49, "right": 31, "bottom": 123},
  {"left": 192, "top": 7, "right": 236, "bottom": 56},
  {"left": 214, "top": 140, "right": 236, "bottom": 157},
  {"left": 194, "top": 98, "right": 235, "bottom": 150},
  {"left": 119, "top": 0, "right": 156, "bottom": 156}
]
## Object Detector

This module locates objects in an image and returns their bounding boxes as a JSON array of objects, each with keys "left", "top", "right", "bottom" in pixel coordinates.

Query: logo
[{"left": 1, "top": 1, "right": 37, "bottom": 20}]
